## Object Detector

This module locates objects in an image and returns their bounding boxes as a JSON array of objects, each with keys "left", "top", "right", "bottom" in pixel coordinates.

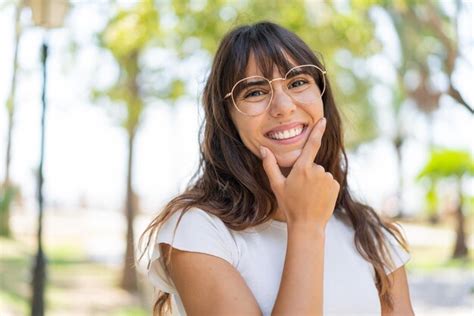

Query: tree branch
[{"left": 403, "top": 4, "right": 473, "bottom": 114}]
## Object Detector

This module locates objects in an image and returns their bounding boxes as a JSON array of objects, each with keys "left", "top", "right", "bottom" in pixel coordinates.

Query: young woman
[{"left": 140, "top": 21, "right": 414, "bottom": 316}]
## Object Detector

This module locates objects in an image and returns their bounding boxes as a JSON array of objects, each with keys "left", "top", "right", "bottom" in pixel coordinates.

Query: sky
[{"left": 0, "top": 2, "right": 473, "bottom": 217}]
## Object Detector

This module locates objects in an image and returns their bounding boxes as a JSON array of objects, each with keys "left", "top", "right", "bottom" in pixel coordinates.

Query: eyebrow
[
  {"left": 236, "top": 79, "right": 269, "bottom": 91},
  {"left": 286, "top": 67, "right": 312, "bottom": 78}
]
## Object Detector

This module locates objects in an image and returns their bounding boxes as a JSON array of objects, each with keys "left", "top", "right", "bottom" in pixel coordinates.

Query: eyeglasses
[{"left": 224, "top": 64, "right": 326, "bottom": 117}]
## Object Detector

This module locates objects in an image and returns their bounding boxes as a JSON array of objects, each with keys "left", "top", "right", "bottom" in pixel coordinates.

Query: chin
[{"left": 275, "top": 150, "right": 302, "bottom": 168}]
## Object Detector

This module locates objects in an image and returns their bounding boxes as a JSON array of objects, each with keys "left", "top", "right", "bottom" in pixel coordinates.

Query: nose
[{"left": 268, "top": 80, "right": 296, "bottom": 118}]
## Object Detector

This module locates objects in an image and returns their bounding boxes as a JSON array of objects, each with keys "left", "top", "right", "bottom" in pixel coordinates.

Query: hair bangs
[{"left": 226, "top": 24, "right": 313, "bottom": 90}]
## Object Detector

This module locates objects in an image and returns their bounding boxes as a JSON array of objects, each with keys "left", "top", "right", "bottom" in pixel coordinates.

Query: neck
[
  {"left": 280, "top": 166, "right": 291, "bottom": 177},
  {"left": 271, "top": 208, "right": 287, "bottom": 222}
]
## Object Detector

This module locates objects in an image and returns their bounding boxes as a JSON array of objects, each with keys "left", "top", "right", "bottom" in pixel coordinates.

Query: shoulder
[
  {"left": 161, "top": 207, "right": 227, "bottom": 232},
  {"left": 380, "top": 224, "right": 411, "bottom": 274},
  {"left": 158, "top": 207, "right": 238, "bottom": 253},
  {"left": 147, "top": 207, "right": 240, "bottom": 293},
  {"left": 331, "top": 209, "right": 411, "bottom": 274},
  {"left": 159, "top": 208, "right": 237, "bottom": 245}
]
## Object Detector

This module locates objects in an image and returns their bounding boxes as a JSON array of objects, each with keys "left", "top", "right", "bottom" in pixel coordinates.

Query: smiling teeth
[{"left": 269, "top": 126, "right": 304, "bottom": 140}]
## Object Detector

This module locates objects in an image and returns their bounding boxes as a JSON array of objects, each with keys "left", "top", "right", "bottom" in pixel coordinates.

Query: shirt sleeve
[
  {"left": 382, "top": 226, "right": 411, "bottom": 275},
  {"left": 147, "top": 208, "right": 239, "bottom": 294}
]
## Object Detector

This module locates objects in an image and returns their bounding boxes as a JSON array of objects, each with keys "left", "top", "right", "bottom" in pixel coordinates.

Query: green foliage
[
  {"left": 165, "top": 79, "right": 186, "bottom": 101},
  {"left": 6, "top": 96, "right": 14, "bottom": 113},
  {"left": 0, "top": 184, "right": 18, "bottom": 237},
  {"left": 417, "top": 149, "right": 474, "bottom": 181},
  {"left": 95, "top": 0, "right": 159, "bottom": 134},
  {"left": 465, "top": 196, "right": 474, "bottom": 215},
  {"left": 112, "top": 307, "right": 149, "bottom": 316},
  {"left": 0, "top": 186, "right": 16, "bottom": 212},
  {"left": 424, "top": 180, "right": 438, "bottom": 217},
  {"left": 406, "top": 244, "right": 474, "bottom": 271},
  {"left": 416, "top": 149, "right": 473, "bottom": 218},
  {"left": 101, "top": 0, "right": 159, "bottom": 60}
]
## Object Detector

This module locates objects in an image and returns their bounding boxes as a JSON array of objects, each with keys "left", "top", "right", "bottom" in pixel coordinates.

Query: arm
[
  {"left": 271, "top": 224, "right": 325, "bottom": 316},
  {"left": 161, "top": 243, "right": 263, "bottom": 316},
  {"left": 163, "top": 224, "right": 326, "bottom": 316},
  {"left": 259, "top": 118, "right": 335, "bottom": 316},
  {"left": 381, "top": 266, "right": 415, "bottom": 316}
]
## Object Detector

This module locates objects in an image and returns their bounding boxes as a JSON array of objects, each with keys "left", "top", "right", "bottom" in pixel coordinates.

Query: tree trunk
[
  {"left": 452, "top": 178, "right": 468, "bottom": 258},
  {"left": 31, "top": 40, "right": 49, "bottom": 316},
  {"left": 1, "top": 1, "right": 23, "bottom": 237},
  {"left": 121, "top": 131, "right": 138, "bottom": 292},
  {"left": 425, "top": 114, "right": 439, "bottom": 224},
  {"left": 393, "top": 132, "right": 404, "bottom": 219}
]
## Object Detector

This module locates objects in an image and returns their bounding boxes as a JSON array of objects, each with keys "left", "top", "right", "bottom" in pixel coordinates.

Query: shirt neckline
[
  {"left": 268, "top": 214, "right": 338, "bottom": 230},
  {"left": 269, "top": 219, "right": 288, "bottom": 230}
]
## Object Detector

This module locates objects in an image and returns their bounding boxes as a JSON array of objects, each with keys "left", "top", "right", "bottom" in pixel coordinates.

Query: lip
[
  {"left": 265, "top": 122, "right": 307, "bottom": 135},
  {"left": 264, "top": 123, "right": 309, "bottom": 145}
]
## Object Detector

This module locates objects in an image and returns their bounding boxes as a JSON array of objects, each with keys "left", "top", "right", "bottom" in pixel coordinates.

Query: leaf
[{"left": 416, "top": 148, "right": 474, "bottom": 180}]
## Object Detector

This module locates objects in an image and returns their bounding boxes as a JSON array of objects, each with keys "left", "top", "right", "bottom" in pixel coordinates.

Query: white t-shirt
[{"left": 147, "top": 207, "right": 410, "bottom": 316}]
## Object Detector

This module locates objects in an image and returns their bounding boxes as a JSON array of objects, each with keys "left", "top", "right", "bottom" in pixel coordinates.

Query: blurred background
[{"left": 0, "top": 0, "right": 472, "bottom": 315}]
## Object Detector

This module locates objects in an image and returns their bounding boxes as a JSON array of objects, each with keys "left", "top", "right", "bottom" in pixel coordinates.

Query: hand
[{"left": 260, "top": 117, "right": 340, "bottom": 229}]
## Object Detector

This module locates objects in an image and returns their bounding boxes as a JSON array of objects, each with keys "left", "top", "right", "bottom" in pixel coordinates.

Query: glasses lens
[
  {"left": 232, "top": 76, "right": 272, "bottom": 116},
  {"left": 230, "top": 65, "right": 326, "bottom": 116},
  {"left": 283, "top": 65, "right": 325, "bottom": 104}
]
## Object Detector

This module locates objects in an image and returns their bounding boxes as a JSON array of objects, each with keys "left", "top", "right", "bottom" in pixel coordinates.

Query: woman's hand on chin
[{"left": 260, "top": 117, "right": 340, "bottom": 230}]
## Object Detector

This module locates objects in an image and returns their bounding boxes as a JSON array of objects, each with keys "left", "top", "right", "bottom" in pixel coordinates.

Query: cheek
[
  {"left": 239, "top": 129, "right": 261, "bottom": 155},
  {"left": 232, "top": 120, "right": 262, "bottom": 155},
  {"left": 302, "top": 101, "right": 324, "bottom": 117}
]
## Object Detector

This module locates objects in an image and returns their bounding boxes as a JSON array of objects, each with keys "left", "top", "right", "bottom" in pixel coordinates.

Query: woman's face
[{"left": 229, "top": 55, "right": 325, "bottom": 172}]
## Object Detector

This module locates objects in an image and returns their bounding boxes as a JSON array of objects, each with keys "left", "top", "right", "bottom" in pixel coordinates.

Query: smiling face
[{"left": 229, "top": 54, "right": 325, "bottom": 172}]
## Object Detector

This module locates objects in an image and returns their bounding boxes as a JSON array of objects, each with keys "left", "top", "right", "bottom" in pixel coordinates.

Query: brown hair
[{"left": 139, "top": 21, "right": 409, "bottom": 315}]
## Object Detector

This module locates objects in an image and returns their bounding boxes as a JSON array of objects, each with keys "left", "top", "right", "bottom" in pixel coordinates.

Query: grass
[
  {"left": 399, "top": 214, "right": 474, "bottom": 272},
  {"left": 112, "top": 307, "right": 149, "bottom": 316},
  {"left": 406, "top": 244, "right": 474, "bottom": 272},
  {"left": 0, "top": 237, "right": 149, "bottom": 316},
  {"left": 0, "top": 238, "right": 30, "bottom": 315},
  {"left": 401, "top": 213, "right": 474, "bottom": 235}
]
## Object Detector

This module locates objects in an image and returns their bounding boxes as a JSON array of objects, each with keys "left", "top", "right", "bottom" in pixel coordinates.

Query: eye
[
  {"left": 244, "top": 89, "right": 268, "bottom": 99},
  {"left": 288, "top": 79, "right": 308, "bottom": 89}
]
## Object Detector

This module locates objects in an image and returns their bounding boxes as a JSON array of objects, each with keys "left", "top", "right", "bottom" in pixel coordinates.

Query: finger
[
  {"left": 260, "top": 146, "right": 285, "bottom": 189},
  {"left": 295, "top": 117, "right": 326, "bottom": 168},
  {"left": 312, "top": 164, "right": 325, "bottom": 173}
]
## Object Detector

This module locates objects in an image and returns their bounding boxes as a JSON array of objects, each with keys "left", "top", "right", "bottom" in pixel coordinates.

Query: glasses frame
[{"left": 224, "top": 64, "right": 327, "bottom": 117}]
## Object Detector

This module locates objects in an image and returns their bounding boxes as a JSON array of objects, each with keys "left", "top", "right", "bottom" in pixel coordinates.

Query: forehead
[{"left": 243, "top": 52, "right": 298, "bottom": 79}]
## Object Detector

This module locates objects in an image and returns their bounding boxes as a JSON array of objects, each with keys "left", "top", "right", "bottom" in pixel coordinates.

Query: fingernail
[
  {"left": 260, "top": 146, "right": 267, "bottom": 158},
  {"left": 321, "top": 117, "right": 327, "bottom": 127}
]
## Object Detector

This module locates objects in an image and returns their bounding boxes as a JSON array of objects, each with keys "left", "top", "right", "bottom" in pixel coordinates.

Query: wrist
[{"left": 287, "top": 221, "right": 327, "bottom": 237}]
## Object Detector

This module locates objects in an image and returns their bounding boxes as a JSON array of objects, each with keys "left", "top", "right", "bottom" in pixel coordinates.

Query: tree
[
  {"left": 96, "top": 0, "right": 159, "bottom": 292},
  {"left": 358, "top": 0, "right": 473, "bottom": 217},
  {"left": 416, "top": 149, "right": 474, "bottom": 259},
  {"left": 1, "top": 0, "right": 23, "bottom": 237},
  {"left": 395, "top": 0, "right": 472, "bottom": 114}
]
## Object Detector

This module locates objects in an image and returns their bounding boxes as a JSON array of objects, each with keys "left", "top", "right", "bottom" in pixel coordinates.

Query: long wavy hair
[{"left": 139, "top": 21, "right": 409, "bottom": 315}]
